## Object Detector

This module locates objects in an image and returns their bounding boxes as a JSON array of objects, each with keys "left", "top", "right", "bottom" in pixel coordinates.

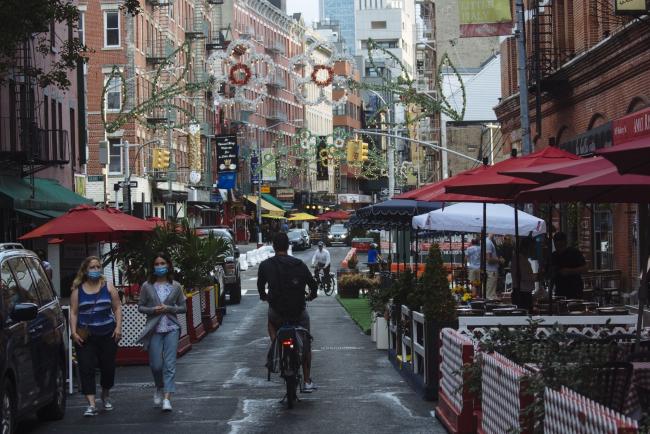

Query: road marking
[
  {"left": 248, "top": 277, "right": 257, "bottom": 281},
  {"left": 318, "top": 346, "right": 363, "bottom": 351}
]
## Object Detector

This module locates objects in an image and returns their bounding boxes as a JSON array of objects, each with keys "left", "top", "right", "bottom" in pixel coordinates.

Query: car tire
[
  {"left": 37, "top": 362, "right": 66, "bottom": 421},
  {"left": 1, "top": 377, "right": 16, "bottom": 434},
  {"left": 229, "top": 280, "right": 242, "bottom": 304}
]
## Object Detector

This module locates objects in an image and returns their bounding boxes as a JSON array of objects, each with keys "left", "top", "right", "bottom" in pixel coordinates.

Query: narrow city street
[{"left": 24, "top": 246, "right": 444, "bottom": 434}]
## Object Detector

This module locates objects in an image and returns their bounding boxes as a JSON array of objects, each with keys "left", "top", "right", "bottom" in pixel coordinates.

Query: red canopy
[
  {"left": 596, "top": 137, "right": 650, "bottom": 175},
  {"left": 517, "top": 166, "right": 650, "bottom": 203},
  {"left": 499, "top": 156, "right": 614, "bottom": 184},
  {"left": 445, "top": 147, "right": 581, "bottom": 199},
  {"left": 19, "top": 205, "right": 154, "bottom": 242},
  {"left": 317, "top": 210, "right": 351, "bottom": 221}
]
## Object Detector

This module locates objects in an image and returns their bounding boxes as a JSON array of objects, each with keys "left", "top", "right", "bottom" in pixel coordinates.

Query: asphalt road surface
[{"left": 25, "top": 245, "right": 445, "bottom": 434}]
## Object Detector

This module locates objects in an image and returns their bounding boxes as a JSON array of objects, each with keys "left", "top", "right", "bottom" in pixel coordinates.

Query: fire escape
[{"left": 0, "top": 41, "right": 70, "bottom": 191}]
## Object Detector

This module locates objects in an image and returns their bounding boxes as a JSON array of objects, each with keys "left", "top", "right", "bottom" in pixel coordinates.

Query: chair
[
  {"left": 586, "top": 362, "right": 633, "bottom": 413},
  {"left": 627, "top": 351, "right": 650, "bottom": 362}
]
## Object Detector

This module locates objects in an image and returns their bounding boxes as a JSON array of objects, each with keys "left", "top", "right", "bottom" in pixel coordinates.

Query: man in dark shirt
[
  {"left": 258, "top": 233, "right": 318, "bottom": 391},
  {"left": 551, "top": 232, "right": 588, "bottom": 299}
]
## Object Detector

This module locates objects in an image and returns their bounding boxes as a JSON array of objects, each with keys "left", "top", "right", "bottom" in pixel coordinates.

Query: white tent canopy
[{"left": 412, "top": 203, "right": 546, "bottom": 236}]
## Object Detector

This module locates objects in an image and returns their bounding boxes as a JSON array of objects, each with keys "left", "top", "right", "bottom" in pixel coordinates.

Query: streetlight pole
[
  {"left": 118, "top": 138, "right": 161, "bottom": 214},
  {"left": 167, "top": 107, "right": 174, "bottom": 219},
  {"left": 367, "top": 90, "right": 394, "bottom": 199}
]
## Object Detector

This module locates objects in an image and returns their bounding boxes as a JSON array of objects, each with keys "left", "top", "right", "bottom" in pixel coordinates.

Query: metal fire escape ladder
[{"left": 530, "top": 0, "right": 555, "bottom": 138}]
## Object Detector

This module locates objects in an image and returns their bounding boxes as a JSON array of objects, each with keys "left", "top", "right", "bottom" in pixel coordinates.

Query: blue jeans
[{"left": 148, "top": 329, "right": 180, "bottom": 393}]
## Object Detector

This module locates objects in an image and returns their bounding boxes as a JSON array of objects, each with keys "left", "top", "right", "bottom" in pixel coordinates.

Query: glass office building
[{"left": 320, "top": 0, "right": 355, "bottom": 54}]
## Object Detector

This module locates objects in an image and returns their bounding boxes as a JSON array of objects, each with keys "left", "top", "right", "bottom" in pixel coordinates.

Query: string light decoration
[
  {"left": 101, "top": 41, "right": 209, "bottom": 133},
  {"left": 206, "top": 38, "right": 276, "bottom": 111},
  {"left": 288, "top": 39, "right": 356, "bottom": 107}
]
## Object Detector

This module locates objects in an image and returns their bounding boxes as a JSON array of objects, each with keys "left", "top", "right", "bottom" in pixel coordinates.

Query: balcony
[
  {"left": 265, "top": 41, "right": 286, "bottom": 55},
  {"left": 266, "top": 74, "right": 286, "bottom": 89},
  {"left": 184, "top": 18, "right": 207, "bottom": 40},
  {"left": 0, "top": 117, "right": 69, "bottom": 168},
  {"left": 146, "top": 39, "right": 174, "bottom": 64},
  {"left": 146, "top": 0, "right": 173, "bottom": 6},
  {"left": 206, "top": 30, "right": 229, "bottom": 51},
  {"left": 266, "top": 110, "right": 288, "bottom": 122}
]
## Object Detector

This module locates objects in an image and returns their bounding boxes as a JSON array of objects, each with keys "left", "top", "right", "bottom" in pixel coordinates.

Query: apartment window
[
  {"left": 70, "top": 108, "right": 76, "bottom": 165},
  {"left": 593, "top": 205, "right": 613, "bottom": 269},
  {"left": 50, "top": 20, "right": 56, "bottom": 51},
  {"left": 105, "top": 75, "right": 122, "bottom": 111},
  {"left": 78, "top": 12, "right": 85, "bottom": 45},
  {"left": 104, "top": 10, "right": 120, "bottom": 47},
  {"left": 371, "top": 21, "right": 386, "bottom": 29},
  {"left": 108, "top": 138, "right": 122, "bottom": 174}
]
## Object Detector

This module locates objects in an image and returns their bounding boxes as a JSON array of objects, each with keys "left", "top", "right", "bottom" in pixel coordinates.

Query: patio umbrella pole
[
  {"left": 514, "top": 204, "right": 521, "bottom": 308},
  {"left": 636, "top": 202, "right": 649, "bottom": 347},
  {"left": 415, "top": 229, "right": 419, "bottom": 276},
  {"left": 481, "top": 203, "right": 487, "bottom": 299},
  {"left": 449, "top": 233, "right": 454, "bottom": 286},
  {"left": 547, "top": 203, "right": 554, "bottom": 314},
  {"left": 461, "top": 233, "right": 466, "bottom": 287}
]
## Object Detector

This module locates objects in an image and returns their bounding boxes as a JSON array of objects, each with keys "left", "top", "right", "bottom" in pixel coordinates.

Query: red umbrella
[
  {"left": 517, "top": 166, "right": 650, "bottom": 203},
  {"left": 597, "top": 138, "right": 650, "bottom": 175},
  {"left": 499, "top": 156, "right": 614, "bottom": 184},
  {"left": 19, "top": 205, "right": 154, "bottom": 242},
  {"left": 317, "top": 210, "right": 351, "bottom": 221},
  {"left": 445, "top": 147, "right": 581, "bottom": 199}
]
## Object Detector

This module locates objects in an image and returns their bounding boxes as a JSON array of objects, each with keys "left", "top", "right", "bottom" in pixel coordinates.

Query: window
[
  {"left": 105, "top": 75, "right": 122, "bottom": 111},
  {"left": 371, "top": 21, "right": 386, "bottom": 29},
  {"left": 78, "top": 12, "right": 85, "bottom": 45},
  {"left": 7, "top": 258, "right": 39, "bottom": 305},
  {"left": 108, "top": 138, "right": 122, "bottom": 174},
  {"left": 333, "top": 104, "right": 346, "bottom": 116},
  {"left": 593, "top": 205, "right": 613, "bottom": 269},
  {"left": 104, "top": 10, "right": 120, "bottom": 47},
  {"left": 50, "top": 19, "right": 56, "bottom": 51},
  {"left": 25, "top": 258, "right": 55, "bottom": 305},
  {"left": 1, "top": 261, "right": 18, "bottom": 319}
]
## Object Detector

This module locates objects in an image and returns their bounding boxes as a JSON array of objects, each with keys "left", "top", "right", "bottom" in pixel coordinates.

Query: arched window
[
  {"left": 587, "top": 113, "right": 607, "bottom": 130},
  {"left": 626, "top": 96, "right": 649, "bottom": 114}
]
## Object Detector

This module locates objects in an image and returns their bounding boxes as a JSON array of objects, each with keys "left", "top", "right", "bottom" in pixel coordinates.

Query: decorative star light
[
  {"left": 288, "top": 38, "right": 356, "bottom": 108},
  {"left": 206, "top": 38, "right": 276, "bottom": 111}
]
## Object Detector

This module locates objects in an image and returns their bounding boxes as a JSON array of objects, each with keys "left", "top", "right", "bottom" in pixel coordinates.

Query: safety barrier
[
  {"left": 436, "top": 328, "right": 476, "bottom": 434},
  {"left": 479, "top": 352, "right": 533, "bottom": 434},
  {"left": 239, "top": 253, "right": 249, "bottom": 271},
  {"left": 545, "top": 386, "right": 638, "bottom": 434},
  {"left": 185, "top": 291, "right": 207, "bottom": 343},
  {"left": 201, "top": 285, "right": 219, "bottom": 332}
]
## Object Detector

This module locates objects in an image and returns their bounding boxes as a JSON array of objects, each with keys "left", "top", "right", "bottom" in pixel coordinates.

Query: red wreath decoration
[
  {"left": 311, "top": 65, "right": 334, "bottom": 88},
  {"left": 229, "top": 64, "right": 252, "bottom": 86}
]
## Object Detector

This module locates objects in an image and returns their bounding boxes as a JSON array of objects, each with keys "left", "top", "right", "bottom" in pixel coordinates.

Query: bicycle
[{"left": 315, "top": 267, "right": 337, "bottom": 296}]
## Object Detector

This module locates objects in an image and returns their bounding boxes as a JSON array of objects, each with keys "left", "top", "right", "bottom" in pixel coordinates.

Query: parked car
[
  {"left": 0, "top": 243, "right": 67, "bottom": 433},
  {"left": 289, "top": 228, "right": 310, "bottom": 248},
  {"left": 197, "top": 227, "right": 242, "bottom": 304},
  {"left": 327, "top": 224, "right": 350, "bottom": 246},
  {"left": 288, "top": 230, "right": 308, "bottom": 251}
]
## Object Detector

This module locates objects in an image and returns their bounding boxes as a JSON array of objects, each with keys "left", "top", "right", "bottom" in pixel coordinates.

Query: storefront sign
[
  {"left": 250, "top": 151, "right": 259, "bottom": 185},
  {"left": 276, "top": 188, "right": 294, "bottom": 201},
  {"left": 338, "top": 194, "right": 372, "bottom": 204},
  {"left": 217, "top": 172, "right": 236, "bottom": 189},
  {"left": 615, "top": 0, "right": 649, "bottom": 15},
  {"left": 459, "top": 0, "right": 513, "bottom": 38},
  {"left": 260, "top": 185, "right": 271, "bottom": 194},
  {"left": 559, "top": 122, "right": 612, "bottom": 156},
  {"left": 216, "top": 135, "right": 238, "bottom": 172},
  {"left": 261, "top": 148, "right": 277, "bottom": 182},
  {"left": 612, "top": 107, "right": 650, "bottom": 144}
]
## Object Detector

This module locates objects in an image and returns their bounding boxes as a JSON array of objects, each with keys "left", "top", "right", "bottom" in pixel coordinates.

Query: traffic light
[
  {"left": 346, "top": 139, "right": 360, "bottom": 162},
  {"left": 152, "top": 148, "right": 171, "bottom": 169},
  {"left": 359, "top": 141, "right": 369, "bottom": 161}
]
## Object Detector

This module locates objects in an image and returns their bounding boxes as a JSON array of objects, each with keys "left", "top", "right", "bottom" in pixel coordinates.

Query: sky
[{"left": 286, "top": 0, "right": 319, "bottom": 26}]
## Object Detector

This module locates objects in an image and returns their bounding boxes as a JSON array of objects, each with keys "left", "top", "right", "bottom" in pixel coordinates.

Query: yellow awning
[
  {"left": 288, "top": 212, "right": 317, "bottom": 221},
  {"left": 261, "top": 214, "right": 287, "bottom": 220},
  {"left": 244, "top": 195, "right": 285, "bottom": 216}
]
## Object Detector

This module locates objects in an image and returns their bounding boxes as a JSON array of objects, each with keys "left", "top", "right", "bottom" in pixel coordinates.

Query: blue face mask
[
  {"left": 87, "top": 270, "right": 102, "bottom": 280},
  {"left": 154, "top": 266, "right": 168, "bottom": 277}
]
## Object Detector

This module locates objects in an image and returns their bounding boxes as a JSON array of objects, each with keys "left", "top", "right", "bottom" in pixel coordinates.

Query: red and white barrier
[
  {"left": 436, "top": 328, "right": 476, "bottom": 434},
  {"left": 545, "top": 386, "right": 638, "bottom": 434},
  {"left": 185, "top": 291, "right": 207, "bottom": 343},
  {"left": 201, "top": 286, "right": 219, "bottom": 332}
]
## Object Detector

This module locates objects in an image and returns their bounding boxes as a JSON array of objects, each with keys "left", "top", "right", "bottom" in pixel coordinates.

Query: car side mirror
[{"left": 10, "top": 303, "right": 38, "bottom": 322}]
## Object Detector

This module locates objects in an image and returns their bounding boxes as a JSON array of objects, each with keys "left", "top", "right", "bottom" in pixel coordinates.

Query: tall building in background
[{"left": 319, "top": 0, "right": 355, "bottom": 54}]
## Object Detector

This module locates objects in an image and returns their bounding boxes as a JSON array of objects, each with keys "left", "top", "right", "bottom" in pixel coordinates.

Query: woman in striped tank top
[{"left": 69, "top": 256, "right": 123, "bottom": 417}]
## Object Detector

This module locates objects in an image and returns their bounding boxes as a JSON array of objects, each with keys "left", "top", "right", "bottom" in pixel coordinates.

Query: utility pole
[
  {"left": 515, "top": 0, "right": 532, "bottom": 156},
  {"left": 167, "top": 107, "right": 174, "bottom": 218},
  {"left": 123, "top": 140, "right": 130, "bottom": 214}
]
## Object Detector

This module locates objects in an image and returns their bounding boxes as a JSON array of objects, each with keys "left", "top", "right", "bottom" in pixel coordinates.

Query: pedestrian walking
[
  {"left": 137, "top": 252, "right": 186, "bottom": 412},
  {"left": 69, "top": 256, "right": 122, "bottom": 417}
]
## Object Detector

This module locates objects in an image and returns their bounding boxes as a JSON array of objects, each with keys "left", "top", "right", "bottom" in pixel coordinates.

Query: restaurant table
[{"left": 624, "top": 362, "right": 650, "bottom": 418}]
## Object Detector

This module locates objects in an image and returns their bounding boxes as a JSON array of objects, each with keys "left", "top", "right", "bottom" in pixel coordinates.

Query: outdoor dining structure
[{"left": 353, "top": 143, "right": 650, "bottom": 432}]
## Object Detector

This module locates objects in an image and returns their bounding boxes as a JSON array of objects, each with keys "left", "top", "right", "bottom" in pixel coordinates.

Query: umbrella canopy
[
  {"left": 288, "top": 212, "right": 317, "bottom": 221},
  {"left": 517, "top": 166, "right": 650, "bottom": 204},
  {"left": 316, "top": 210, "right": 351, "bottom": 221},
  {"left": 445, "top": 147, "right": 581, "bottom": 199},
  {"left": 499, "top": 156, "right": 613, "bottom": 184},
  {"left": 412, "top": 202, "right": 546, "bottom": 236},
  {"left": 19, "top": 205, "right": 154, "bottom": 242},
  {"left": 395, "top": 172, "right": 508, "bottom": 203},
  {"left": 352, "top": 199, "right": 443, "bottom": 230},
  {"left": 597, "top": 138, "right": 650, "bottom": 175}
]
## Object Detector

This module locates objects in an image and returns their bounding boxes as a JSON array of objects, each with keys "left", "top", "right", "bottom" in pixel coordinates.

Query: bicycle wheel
[
  {"left": 285, "top": 376, "right": 296, "bottom": 409},
  {"left": 324, "top": 274, "right": 336, "bottom": 296}
]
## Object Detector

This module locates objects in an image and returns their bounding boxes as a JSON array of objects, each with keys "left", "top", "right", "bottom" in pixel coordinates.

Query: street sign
[
  {"left": 118, "top": 181, "right": 138, "bottom": 188},
  {"left": 260, "top": 185, "right": 271, "bottom": 193}
]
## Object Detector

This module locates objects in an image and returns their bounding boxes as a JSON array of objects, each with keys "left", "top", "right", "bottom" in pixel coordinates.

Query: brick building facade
[{"left": 495, "top": 3, "right": 650, "bottom": 290}]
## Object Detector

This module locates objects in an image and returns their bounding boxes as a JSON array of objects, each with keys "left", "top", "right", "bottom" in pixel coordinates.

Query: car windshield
[
  {"left": 288, "top": 232, "right": 301, "bottom": 240},
  {"left": 330, "top": 224, "right": 347, "bottom": 233}
]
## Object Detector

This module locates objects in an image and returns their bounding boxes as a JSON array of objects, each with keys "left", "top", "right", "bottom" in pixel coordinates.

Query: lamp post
[
  {"left": 117, "top": 138, "right": 161, "bottom": 214},
  {"left": 367, "top": 90, "right": 394, "bottom": 199}
]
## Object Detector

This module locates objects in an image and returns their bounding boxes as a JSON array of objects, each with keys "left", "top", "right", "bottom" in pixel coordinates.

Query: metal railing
[{"left": 0, "top": 116, "right": 69, "bottom": 163}]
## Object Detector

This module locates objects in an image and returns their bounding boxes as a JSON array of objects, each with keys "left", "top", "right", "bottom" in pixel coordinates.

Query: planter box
[
  {"left": 185, "top": 291, "right": 207, "bottom": 343},
  {"left": 376, "top": 316, "right": 389, "bottom": 349},
  {"left": 201, "top": 286, "right": 219, "bottom": 332},
  {"left": 339, "top": 286, "right": 360, "bottom": 298}
]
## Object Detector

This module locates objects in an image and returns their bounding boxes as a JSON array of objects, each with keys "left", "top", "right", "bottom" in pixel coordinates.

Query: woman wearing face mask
[
  {"left": 69, "top": 256, "right": 122, "bottom": 417},
  {"left": 137, "top": 252, "right": 186, "bottom": 412}
]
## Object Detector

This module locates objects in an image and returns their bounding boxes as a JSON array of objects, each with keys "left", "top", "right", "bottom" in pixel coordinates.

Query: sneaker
[
  {"left": 83, "top": 405, "right": 98, "bottom": 417},
  {"left": 303, "top": 381, "right": 317, "bottom": 393},
  {"left": 101, "top": 398, "right": 114, "bottom": 411},
  {"left": 162, "top": 398, "right": 172, "bottom": 412},
  {"left": 153, "top": 390, "right": 162, "bottom": 407}
]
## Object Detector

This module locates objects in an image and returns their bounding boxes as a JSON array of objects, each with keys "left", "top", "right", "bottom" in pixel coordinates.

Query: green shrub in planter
[{"left": 338, "top": 274, "right": 379, "bottom": 298}]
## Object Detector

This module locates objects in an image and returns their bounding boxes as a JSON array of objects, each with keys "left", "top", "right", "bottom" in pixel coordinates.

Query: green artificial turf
[{"left": 337, "top": 295, "right": 372, "bottom": 335}]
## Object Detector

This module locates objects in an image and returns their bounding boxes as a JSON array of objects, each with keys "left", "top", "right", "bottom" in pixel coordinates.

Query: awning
[
  {"left": 0, "top": 176, "right": 92, "bottom": 214},
  {"left": 261, "top": 193, "right": 286, "bottom": 210},
  {"left": 262, "top": 214, "right": 287, "bottom": 220},
  {"left": 244, "top": 195, "right": 285, "bottom": 216},
  {"left": 15, "top": 208, "right": 50, "bottom": 219},
  {"left": 288, "top": 212, "right": 317, "bottom": 221}
]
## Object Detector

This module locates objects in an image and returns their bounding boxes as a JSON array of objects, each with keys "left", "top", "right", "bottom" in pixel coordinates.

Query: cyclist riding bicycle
[
  {"left": 311, "top": 241, "right": 331, "bottom": 289},
  {"left": 258, "top": 233, "right": 318, "bottom": 392}
]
